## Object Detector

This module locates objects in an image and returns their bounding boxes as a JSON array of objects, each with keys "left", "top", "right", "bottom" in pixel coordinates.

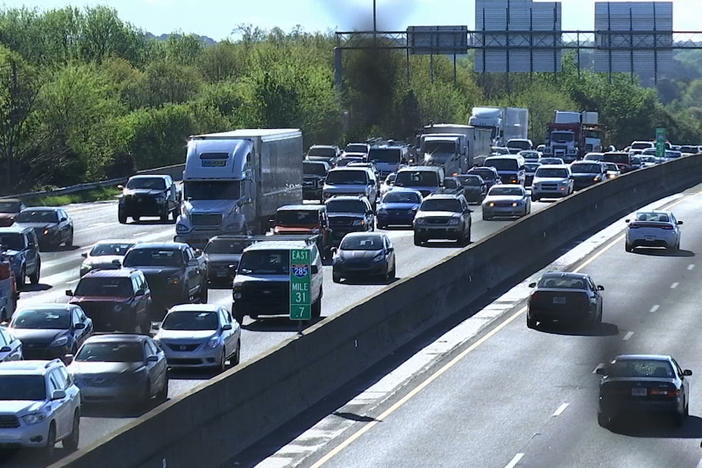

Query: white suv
[{"left": 0, "top": 359, "right": 81, "bottom": 455}]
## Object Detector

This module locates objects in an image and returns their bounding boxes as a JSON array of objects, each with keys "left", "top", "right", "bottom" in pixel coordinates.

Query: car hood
[
  {"left": 533, "top": 177, "right": 568, "bottom": 184},
  {"left": 0, "top": 249, "right": 20, "bottom": 259},
  {"left": 156, "top": 329, "right": 217, "bottom": 342},
  {"left": 0, "top": 400, "right": 44, "bottom": 414},
  {"left": 183, "top": 200, "right": 234, "bottom": 214},
  {"left": 571, "top": 173, "right": 598, "bottom": 178},
  {"left": 9, "top": 328, "right": 66, "bottom": 343},
  {"left": 415, "top": 211, "right": 460, "bottom": 219},
  {"left": 70, "top": 361, "right": 144, "bottom": 376},
  {"left": 274, "top": 226, "right": 319, "bottom": 234},
  {"left": 484, "top": 195, "right": 523, "bottom": 203},
  {"left": 233, "top": 274, "right": 288, "bottom": 285},
  {"left": 338, "top": 249, "right": 382, "bottom": 261}
]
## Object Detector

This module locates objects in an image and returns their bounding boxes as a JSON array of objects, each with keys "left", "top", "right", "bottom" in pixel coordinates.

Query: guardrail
[
  {"left": 1, "top": 164, "right": 185, "bottom": 201},
  {"left": 56, "top": 155, "right": 702, "bottom": 468}
]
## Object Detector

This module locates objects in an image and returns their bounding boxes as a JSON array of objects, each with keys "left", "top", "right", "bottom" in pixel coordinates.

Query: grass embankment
[{"left": 25, "top": 186, "right": 120, "bottom": 207}]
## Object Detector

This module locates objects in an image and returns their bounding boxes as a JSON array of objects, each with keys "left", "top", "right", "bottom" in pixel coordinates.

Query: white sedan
[
  {"left": 482, "top": 185, "right": 531, "bottom": 220},
  {"left": 625, "top": 211, "right": 682, "bottom": 252}
]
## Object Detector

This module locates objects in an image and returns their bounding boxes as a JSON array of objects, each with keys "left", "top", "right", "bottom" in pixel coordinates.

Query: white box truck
[
  {"left": 468, "top": 107, "right": 529, "bottom": 146},
  {"left": 175, "top": 129, "right": 304, "bottom": 247},
  {"left": 420, "top": 124, "right": 492, "bottom": 173}
]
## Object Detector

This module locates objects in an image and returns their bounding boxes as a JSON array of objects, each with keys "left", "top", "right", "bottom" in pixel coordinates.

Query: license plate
[
  {"left": 631, "top": 387, "right": 647, "bottom": 397},
  {"left": 552, "top": 297, "right": 566, "bottom": 304}
]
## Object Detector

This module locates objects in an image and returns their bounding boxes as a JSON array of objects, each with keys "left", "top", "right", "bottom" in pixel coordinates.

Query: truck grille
[
  {"left": 0, "top": 415, "right": 20, "bottom": 428},
  {"left": 540, "top": 184, "right": 559, "bottom": 191},
  {"left": 191, "top": 214, "right": 222, "bottom": 226},
  {"left": 329, "top": 217, "right": 359, "bottom": 227},
  {"left": 165, "top": 343, "right": 200, "bottom": 352},
  {"left": 425, "top": 217, "right": 450, "bottom": 225}
]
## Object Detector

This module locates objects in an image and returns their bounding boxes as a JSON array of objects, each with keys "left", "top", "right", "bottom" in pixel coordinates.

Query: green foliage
[{"left": 26, "top": 185, "right": 120, "bottom": 207}]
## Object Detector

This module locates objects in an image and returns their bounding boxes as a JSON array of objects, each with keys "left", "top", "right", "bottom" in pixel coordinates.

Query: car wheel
[
  {"left": 232, "top": 304, "right": 244, "bottom": 325},
  {"left": 597, "top": 412, "right": 612, "bottom": 428},
  {"left": 62, "top": 410, "right": 80, "bottom": 451},
  {"left": 29, "top": 259, "right": 41, "bottom": 285},
  {"left": 311, "top": 293, "right": 322, "bottom": 319},
  {"left": 142, "top": 381, "right": 152, "bottom": 404},
  {"left": 377, "top": 223, "right": 385, "bottom": 230},
  {"left": 66, "top": 230, "right": 73, "bottom": 247},
  {"left": 44, "top": 422, "right": 56, "bottom": 460},
  {"left": 171, "top": 208, "right": 178, "bottom": 222},
  {"left": 332, "top": 271, "right": 342, "bottom": 283},
  {"left": 118, "top": 208, "right": 127, "bottom": 224},
  {"left": 199, "top": 283, "right": 208, "bottom": 303},
  {"left": 532, "top": 195, "right": 539, "bottom": 202},
  {"left": 16, "top": 266, "right": 26, "bottom": 290},
  {"left": 216, "top": 350, "right": 227, "bottom": 373},
  {"left": 526, "top": 316, "right": 538, "bottom": 329},
  {"left": 232, "top": 339, "right": 241, "bottom": 366},
  {"left": 158, "top": 374, "right": 169, "bottom": 401}
]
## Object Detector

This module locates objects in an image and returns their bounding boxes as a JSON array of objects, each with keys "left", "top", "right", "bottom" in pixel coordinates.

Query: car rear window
[
  {"left": 537, "top": 276, "right": 586, "bottom": 289},
  {"left": 635, "top": 212, "right": 670, "bottom": 223},
  {"left": 609, "top": 359, "right": 674, "bottom": 378}
]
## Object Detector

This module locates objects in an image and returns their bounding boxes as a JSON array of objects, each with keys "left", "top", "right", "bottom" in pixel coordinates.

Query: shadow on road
[
  {"left": 41, "top": 245, "right": 80, "bottom": 253},
  {"left": 335, "top": 276, "right": 398, "bottom": 286},
  {"left": 243, "top": 316, "right": 322, "bottom": 333},
  {"left": 81, "top": 397, "right": 164, "bottom": 418},
  {"left": 609, "top": 414, "right": 702, "bottom": 439},
  {"left": 633, "top": 248, "right": 695, "bottom": 258},
  {"left": 20, "top": 283, "right": 52, "bottom": 293},
  {"left": 332, "top": 411, "right": 381, "bottom": 423},
  {"left": 533, "top": 321, "right": 619, "bottom": 337}
]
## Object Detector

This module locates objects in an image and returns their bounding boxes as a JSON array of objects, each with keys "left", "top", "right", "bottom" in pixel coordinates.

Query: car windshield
[
  {"left": 485, "top": 159, "right": 518, "bottom": 171},
  {"left": 340, "top": 235, "right": 384, "bottom": 251},
  {"left": 90, "top": 243, "right": 134, "bottom": 257},
  {"left": 535, "top": 168, "right": 568, "bottom": 178},
  {"left": 635, "top": 212, "right": 670, "bottom": 223},
  {"left": 161, "top": 311, "right": 219, "bottom": 331},
  {"left": 303, "top": 162, "right": 328, "bottom": 176},
  {"left": 126, "top": 177, "right": 166, "bottom": 190},
  {"left": 421, "top": 199, "right": 461, "bottom": 212},
  {"left": 75, "top": 277, "right": 133, "bottom": 297},
  {"left": 205, "top": 239, "right": 251, "bottom": 255},
  {"left": 12, "top": 308, "right": 71, "bottom": 329},
  {"left": 424, "top": 141, "right": 456, "bottom": 154},
  {"left": 369, "top": 148, "right": 402, "bottom": 163},
  {"left": 551, "top": 132, "right": 574, "bottom": 143},
  {"left": 308, "top": 147, "right": 336, "bottom": 158},
  {"left": 585, "top": 153, "right": 604, "bottom": 161},
  {"left": 571, "top": 164, "right": 602, "bottom": 174},
  {"left": 0, "top": 376, "right": 46, "bottom": 401},
  {"left": 276, "top": 210, "right": 319, "bottom": 226},
  {"left": 537, "top": 275, "right": 586, "bottom": 289},
  {"left": 395, "top": 171, "right": 439, "bottom": 187},
  {"left": 0, "top": 233, "right": 24, "bottom": 251},
  {"left": 238, "top": 250, "right": 289, "bottom": 275},
  {"left": 0, "top": 201, "right": 20, "bottom": 214},
  {"left": 489, "top": 187, "right": 523, "bottom": 196},
  {"left": 382, "top": 192, "right": 421, "bottom": 203},
  {"left": 326, "top": 200, "right": 365, "bottom": 213},
  {"left": 184, "top": 181, "right": 240, "bottom": 201},
  {"left": 609, "top": 359, "right": 674, "bottom": 378},
  {"left": 75, "top": 342, "right": 144, "bottom": 362},
  {"left": 346, "top": 144, "right": 368, "bottom": 153},
  {"left": 16, "top": 210, "right": 58, "bottom": 223},
  {"left": 469, "top": 169, "right": 496, "bottom": 181},
  {"left": 508, "top": 141, "right": 531, "bottom": 150},
  {"left": 326, "top": 170, "right": 368, "bottom": 185},
  {"left": 457, "top": 176, "right": 483, "bottom": 187},
  {"left": 123, "top": 248, "right": 184, "bottom": 267},
  {"left": 603, "top": 154, "right": 629, "bottom": 164}
]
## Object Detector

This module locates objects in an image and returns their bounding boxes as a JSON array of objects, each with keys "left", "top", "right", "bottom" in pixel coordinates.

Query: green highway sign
[
  {"left": 656, "top": 128, "right": 666, "bottom": 159},
  {"left": 289, "top": 248, "right": 311, "bottom": 320}
]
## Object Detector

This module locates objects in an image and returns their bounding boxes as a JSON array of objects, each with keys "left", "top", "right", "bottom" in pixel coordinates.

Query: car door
[
  {"left": 133, "top": 273, "right": 150, "bottom": 323},
  {"left": 181, "top": 249, "right": 197, "bottom": 296},
  {"left": 460, "top": 197, "right": 471, "bottom": 230},
  {"left": 48, "top": 369, "right": 71, "bottom": 439},
  {"left": 146, "top": 338, "right": 167, "bottom": 391},
  {"left": 384, "top": 235, "right": 395, "bottom": 267},
  {"left": 218, "top": 308, "right": 233, "bottom": 357},
  {"left": 56, "top": 210, "right": 69, "bottom": 242},
  {"left": 72, "top": 307, "right": 90, "bottom": 346},
  {"left": 23, "top": 232, "right": 38, "bottom": 276}
]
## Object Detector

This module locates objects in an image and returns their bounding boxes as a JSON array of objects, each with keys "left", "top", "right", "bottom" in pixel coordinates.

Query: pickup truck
[
  {"left": 118, "top": 175, "right": 181, "bottom": 224},
  {"left": 121, "top": 243, "right": 207, "bottom": 320}
]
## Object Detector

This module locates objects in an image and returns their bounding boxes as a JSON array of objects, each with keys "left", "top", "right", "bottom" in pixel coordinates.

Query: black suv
[
  {"left": 325, "top": 196, "right": 375, "bottom": 246},
  {"left": 118, "top": 175, "right": 181, "bottom": 224},
  {"left": 67, "top": 269, "right": 152, "bottom": 333},
  {"left": 121, "top": 243, "right": 207, "bottom": 318},
  {"left": 0, "top": 226, "right": 41, "bottom": 288}
]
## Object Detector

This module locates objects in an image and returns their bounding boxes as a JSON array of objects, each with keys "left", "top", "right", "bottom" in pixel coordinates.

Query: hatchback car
[
  {"left": 332, "top": 232, "right": 396, "bottom": 283},
  {"left": 0, "top": 359, "right": 81, "bottom": 454},
  {"left": 80, "top": 240, "right": 136, "bottom": 277},
  {"left": 596, "top": 354, "right": 691, "bottom": 428},
  {"left": 9, "top": 304, "right": 93, "bottom": 359},
  {"left": 14, "top": 207, "right": 73, "bottom": 250},
  {"left": 376, "top": 189, "right": 422, "bottom": 228},
  {"left": 155, "top": 304, "right": 241, "bottom": 372},
  {"left": 625, "top": 211, "right": 682, "bottom": 252},
  {"left": 68, "top": 334, "right": 168, "bottom": 405},
  {"left": 482, "top": 185, "right": 531, "bottom": 220},
  {"left": 0, "top": 326, "right": 22, "bottom": 362}
]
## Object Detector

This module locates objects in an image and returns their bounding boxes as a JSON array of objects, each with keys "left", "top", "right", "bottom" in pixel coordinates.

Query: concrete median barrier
[{"left": 55, "top": 155, "right": 702, "bottom": 468}]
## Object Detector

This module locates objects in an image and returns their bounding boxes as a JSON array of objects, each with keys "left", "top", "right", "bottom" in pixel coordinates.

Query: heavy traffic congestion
[{"left": 0, "top": 108, "right": 700, "bottom": 462}]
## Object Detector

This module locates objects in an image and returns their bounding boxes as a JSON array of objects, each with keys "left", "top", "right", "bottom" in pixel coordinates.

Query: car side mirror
[
  {"left": 677, "top": 220, "right": 683, "bottom": 225},
  {"left": 528, "top": 282, "right": 536, "bottom": 288},
  {"left": 311, "top": 265, "right": 319, "bottom": 274},
  {"left": 146, "top": 355, "right": 159, "bottom": 362},
  {"left": 0, "top": 346, "right": 10, "bottom": 353},
  {"left": 65, "top": 290, "right": 74, "bottom": 297},
  {"left": 51, "top": 390, "right": 66, "bottom": 400},
  {"left": 222, "top": 324, "right": 233, "bottom": 331},
  {"left": 73, "top": 322, "right": 86, "bottom": 330},
  {"left": 684, "top": 369, "right": 693, "bottom": 376},
  {"left": 595, "top": 367, "right": 607, "bottom": 376},
  {"left": 81, "top": 252, "right": 88, "bottom": 258},
  {"left": 597, "top": 285, "right": 605, "bottom": 291}
]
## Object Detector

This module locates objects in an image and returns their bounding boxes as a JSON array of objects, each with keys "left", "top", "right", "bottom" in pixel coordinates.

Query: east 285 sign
[{"left": 289, "top": 249, "right": 311, "bottom": 320}]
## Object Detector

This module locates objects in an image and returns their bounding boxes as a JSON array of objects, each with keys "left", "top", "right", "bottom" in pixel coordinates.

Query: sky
[{"left": 0, "top": 0, "right": 697, "bottom": 40}]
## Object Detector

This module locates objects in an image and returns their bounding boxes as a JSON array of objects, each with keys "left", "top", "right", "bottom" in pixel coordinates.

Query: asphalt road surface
[
  {"left": 292, "top": 185, "right": 702, "bottom": 468},
  {"left": 4, "top": 195, "right": 550, "bottom": 466}
]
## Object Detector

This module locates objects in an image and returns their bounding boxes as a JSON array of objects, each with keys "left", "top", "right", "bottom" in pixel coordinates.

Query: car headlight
[
  {"left": 512, "top": 202, "right": 519, "bottom": 207},
  {"left": 448, "top": 218, "right": 460, "bottom": 225},
  {"left": 176, "top": 223, "right": 190, "bottom": 234},
  {"left": 207, "top": 336, "right": 220, "bottom": 349},
  {"left": 22, "top": 412, "right": 46, "bottom": 425},
  {"left": 352, "top": 219, "right": 366, "bottom": 226},
  {"left": 488, "top": 202, "right": 495, "bottom": 207},
  {"left": 50, "top": 335, "right": 69, "bottom": 347},
  {"left": 113, "top": 304, "right": 124, "bottom": 312}
]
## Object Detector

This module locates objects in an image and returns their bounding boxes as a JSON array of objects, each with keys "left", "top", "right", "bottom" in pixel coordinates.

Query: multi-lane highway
[
  {"left": 264, "top": 184, "right": 702, "bottom": 468},
  {"left": 3, "top": 194, "right": 551, "bottom": 466}
]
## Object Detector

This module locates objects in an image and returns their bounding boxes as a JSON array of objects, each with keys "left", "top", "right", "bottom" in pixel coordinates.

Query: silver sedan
[{"left": 625, "top": 211, "right": 682, "bottom": 252}]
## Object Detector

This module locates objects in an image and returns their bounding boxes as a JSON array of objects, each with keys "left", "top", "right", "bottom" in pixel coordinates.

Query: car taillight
[
  {"left": 650, "top": 387, "right": 678, "bottom": 397},
  {"left": 0, "top": 263, "right": 10, "bottom": 281},
  {"left": 660, "top": 225, "right": 674, "bottom": 230}
]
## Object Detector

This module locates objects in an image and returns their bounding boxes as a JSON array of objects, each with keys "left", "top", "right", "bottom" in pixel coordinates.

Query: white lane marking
[
  {"left": 623, "top": 331, "right": 634, "bottom": 341},
  {"left": 671, "top": 282, "right": 679, "bottom": 289},
  {"left": 134, "top": 232, "right": 149, "bottom": 237},
  {"left": 649, "top": 304, "right": 660, "bottom": 313},
  {"left": 552, "top": 403, "right": 569, "bottom": 417},
  {"left": 505, "top": 453, "right": 525, "bottom": 468},
  {"left": 593, "top": 363, "right": 604, "bottom": 374},
  {"left": 688, "top": 264, "right": 695, "bottom": 271}
]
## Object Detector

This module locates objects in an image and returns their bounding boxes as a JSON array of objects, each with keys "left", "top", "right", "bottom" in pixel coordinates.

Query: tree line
[{"left": 0, "top": 6, "right": 698, "bottom": 195}]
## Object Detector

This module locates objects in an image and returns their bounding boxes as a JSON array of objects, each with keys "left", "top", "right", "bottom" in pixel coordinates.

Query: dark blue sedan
[{"left": 376, "top": 189, "right": 423, "bottom": 229}]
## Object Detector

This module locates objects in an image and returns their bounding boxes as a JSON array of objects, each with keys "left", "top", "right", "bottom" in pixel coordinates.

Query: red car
[{"left": 0, "top": 199, "right": 26, "bottom": 227}]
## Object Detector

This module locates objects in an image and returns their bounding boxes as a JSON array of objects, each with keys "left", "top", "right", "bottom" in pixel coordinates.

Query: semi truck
[
  {"left": 543, "top": 111, "right": 605, "bottom": 163},
  {"left": 419, "top": 124, "right": 492, "bottom": 174},
  {"left": 175, "top": 129, "right": 304, "bottom": 247},
  {"left": 468, "top": 107, "right": 529, "bottom": 146}
]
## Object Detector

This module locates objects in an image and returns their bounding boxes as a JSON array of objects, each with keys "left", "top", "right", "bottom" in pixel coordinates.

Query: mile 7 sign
[{"left": 290, "top": 249, "right": 311, "bottom": 320}]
